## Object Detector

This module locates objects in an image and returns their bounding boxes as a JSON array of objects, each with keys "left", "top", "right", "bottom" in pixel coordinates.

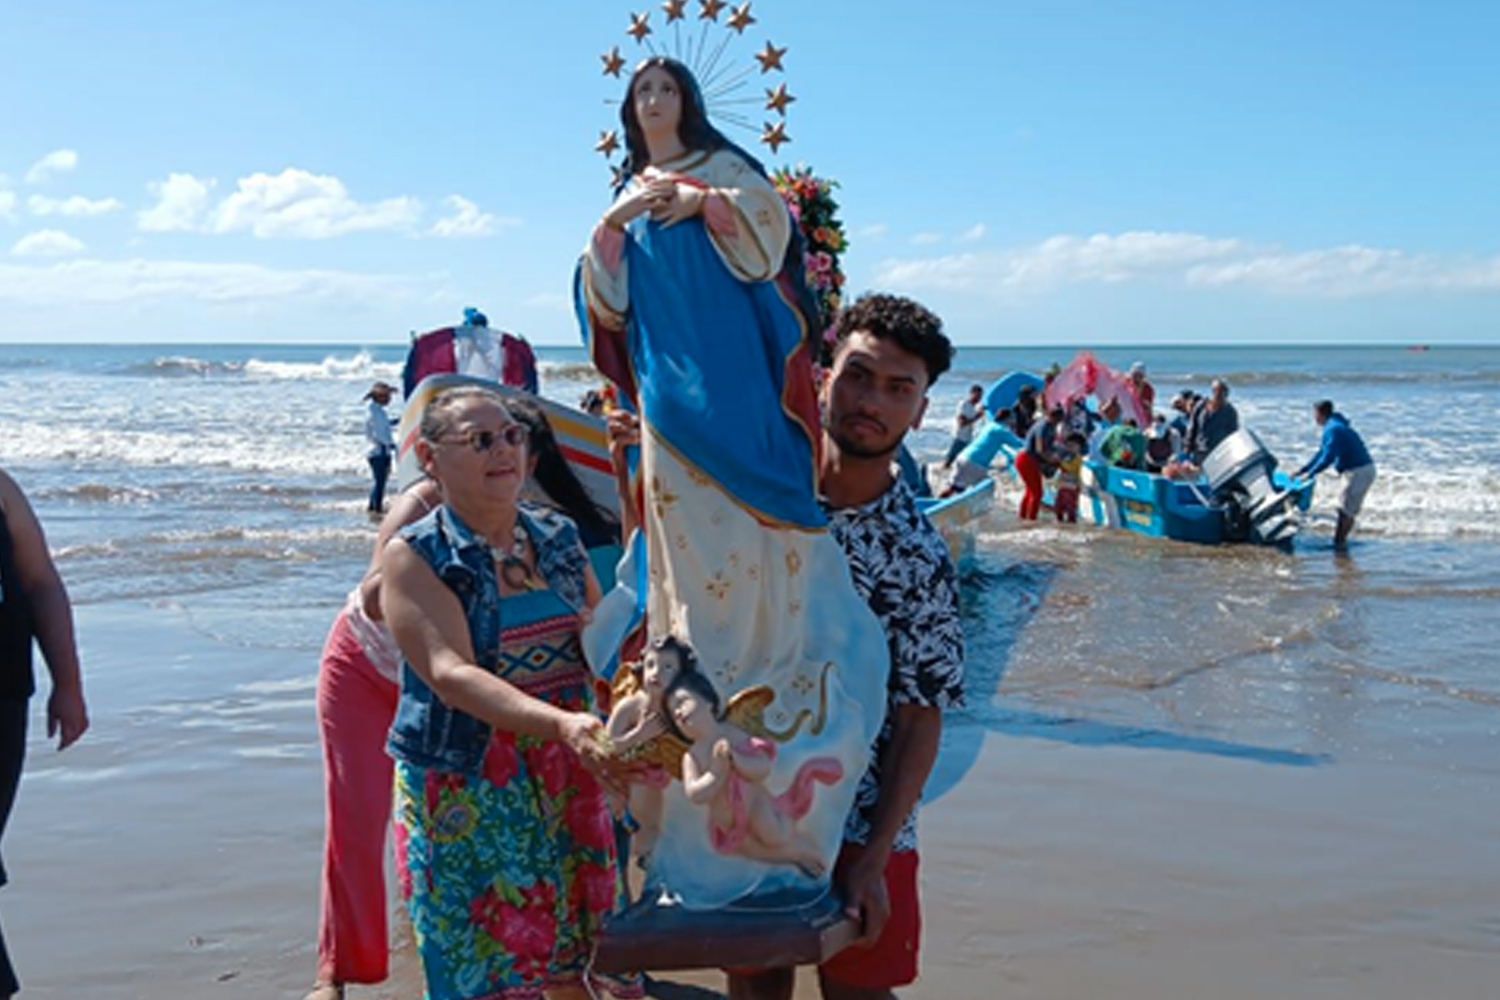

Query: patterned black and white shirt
[{"left": 823, "top": 475, "right": 965, "bottom": 854}]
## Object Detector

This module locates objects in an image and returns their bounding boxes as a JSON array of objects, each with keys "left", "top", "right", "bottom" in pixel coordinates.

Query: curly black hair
[{"left": 832, "top": 293, "right": 953, "bottom": 386}]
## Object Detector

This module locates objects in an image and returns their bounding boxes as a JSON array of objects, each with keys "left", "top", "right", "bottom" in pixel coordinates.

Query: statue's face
[
  {"left": 633, "top": 66, "right": 683, "bottom": 141},
  {"left": 668, "top": 689, "right": 710, "bottom": 742},
  {"left": 643, "top": 646, "right": 681, "bottom": 693}
]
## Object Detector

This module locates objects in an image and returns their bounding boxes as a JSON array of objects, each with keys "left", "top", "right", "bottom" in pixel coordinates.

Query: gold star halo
[
  {"left": 596, "top": 1, "right": 799, "bottom": 169},
  {"left": 765, "top": 82, "right": 795, "bottom": 115},
  {"left": 759, "top": 119, "right": 789, "bottom": 154},
  {"left": 754, "top": 40, "right": 786, "bottom": 73},
  {"left": 727, "top": 2, "right": 756, "bottom": 33}
]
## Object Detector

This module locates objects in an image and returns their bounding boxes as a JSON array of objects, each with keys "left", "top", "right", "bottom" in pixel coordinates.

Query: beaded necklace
[{"left": 491, "top": 521, "right": 542, "bottom": 592}]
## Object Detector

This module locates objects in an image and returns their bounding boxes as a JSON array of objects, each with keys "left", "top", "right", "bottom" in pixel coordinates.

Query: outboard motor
[{"left": 1201, "top": 429, "right": 1302, "bottom": 545}]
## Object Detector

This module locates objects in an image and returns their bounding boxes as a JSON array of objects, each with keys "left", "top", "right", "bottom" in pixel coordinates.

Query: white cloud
[
  {"left": 28, "top": 194, "right": 124, "bottom": 217},
  {"left": 210, "top": 168, "right": 421, "bottom": 239},
  {"left": 429, "top": 195, "right": 516, "bottom": 239},
  {"left": 25, "top": 150, "right": 79, "bottom": 185},
  {"left": 856, "top": 222, "right": 889, "bottom": 240},
  {"left": 959, "top": 223, "right": 987, "bottom": 243},
  {"left": 0, "top": 257, "right": 442, "bottom": 305},
  {"left": 11, "top": 230, "right": 87, "bottom": 258},
  {"left": 1186, "top": 245, "right": 1500, "bottom": 296},
  {"left": 0, "top": 191, "right": 16, "bottom": 223},
  {"left": 873, "top": 229, "right": 1500, "bottom": 300},
  {"left": 138, "top": 173, "right": 217, "bottom": 232},
  {"left": 911, "top": 231, "right": 943, "bottom": 246}
]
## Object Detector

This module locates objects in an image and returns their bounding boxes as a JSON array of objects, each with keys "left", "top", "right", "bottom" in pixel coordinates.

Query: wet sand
[{"left": 4, "top": 593, "right": 1498, "bottom": 999}]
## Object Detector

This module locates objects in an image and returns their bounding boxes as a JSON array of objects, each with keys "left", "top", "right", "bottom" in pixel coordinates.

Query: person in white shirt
[
  {"left": 942, "top": 384, "right": 985, "bottom": 468},
  {"left": 363, "top": 381, "right": 397, "bottom": 514}
]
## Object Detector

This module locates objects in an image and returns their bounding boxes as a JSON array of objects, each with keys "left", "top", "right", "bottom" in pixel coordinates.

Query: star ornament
[
  {"left": 759, "top": 119, "right": 790, "bottom": 154},
  {"left": 698, "top": 0, "right": 726, "bottom": 21},
  {"left": 727, "top": 2, "right": 756, "bottom": 33},
  {"left": 595, "top": 130, "right": 621, "bottom": 157},
  {"left": 662, "top": 0, "right": 688, "bottom": 22},
  {"left": 601, "top": 46, "right": 626, "bottom": 77},
  {"left": 754, "top": 40, "right": 787, "bottom": 73},
  {"left": 627, "top": 11, "right": 652, "bottom": 41},
  {"left": 764, "top": 82, "right": 795, "bottom": 115}
]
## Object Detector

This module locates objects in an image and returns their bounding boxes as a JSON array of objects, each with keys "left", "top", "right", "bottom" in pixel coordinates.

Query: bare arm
[
  {"left": 0, "top": 470, "right": 87, "bottom": 749},
  {"left": 380, "top": 537, "right": 602, "bottom": 756},
  {"left": 863, "top": 705, "right": 942, "bottom": 859},
  {"left": 359, "top": 479, "right": 442, "bottom": 621},
  {"left": 839, "top": 705, "right": 944, "bottom": 947}
]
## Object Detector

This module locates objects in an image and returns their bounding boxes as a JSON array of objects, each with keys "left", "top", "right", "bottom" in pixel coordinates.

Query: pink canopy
[{"left": 1043, "top": 351, "right": 1151, "bottom": 427}]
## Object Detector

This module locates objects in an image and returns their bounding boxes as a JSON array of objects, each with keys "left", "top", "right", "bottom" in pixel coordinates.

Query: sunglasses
[{"left": 437, "top": 425, "right": 528, "bottom": 453}]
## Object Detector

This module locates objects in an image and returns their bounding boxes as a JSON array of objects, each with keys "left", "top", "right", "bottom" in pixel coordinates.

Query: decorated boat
[{"left": 974, "top": 365, "right": 1315, "bottom": 546}]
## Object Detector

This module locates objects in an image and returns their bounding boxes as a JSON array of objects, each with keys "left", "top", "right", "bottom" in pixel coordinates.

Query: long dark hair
[
  {"left": 617, "top": 57, "right": 822, "bottom": 347},
  {"left": 504, "top": 398, "right": 621, "bottom": 547}
]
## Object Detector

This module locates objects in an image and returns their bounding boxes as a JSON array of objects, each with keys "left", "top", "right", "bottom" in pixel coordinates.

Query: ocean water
[{"left": 2, "top": 341, "right": 1497, "bottom": 998}]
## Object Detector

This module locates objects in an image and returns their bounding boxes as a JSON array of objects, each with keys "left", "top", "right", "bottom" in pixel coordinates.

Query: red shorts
[{"left": 819, "top": 848, "right": 921, "bottom": 990}]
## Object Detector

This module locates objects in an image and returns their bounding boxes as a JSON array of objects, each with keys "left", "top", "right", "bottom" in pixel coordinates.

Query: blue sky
[{"left": 1, "top": 0, "right": 1497, "bottom": 345}]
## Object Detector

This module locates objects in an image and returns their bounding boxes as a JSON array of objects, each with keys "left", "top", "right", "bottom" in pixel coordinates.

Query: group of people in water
[{"left": 941, "top": 360, "right": 1376, "bottom": 547}]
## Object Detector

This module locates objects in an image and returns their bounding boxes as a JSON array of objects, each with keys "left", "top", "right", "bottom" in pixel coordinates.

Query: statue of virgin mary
[{"left": 576, "top": 58, "right": 889, "bottom": 909}]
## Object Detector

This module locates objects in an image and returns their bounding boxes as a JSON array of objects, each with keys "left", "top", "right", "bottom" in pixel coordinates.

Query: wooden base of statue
[{"left": 591, "top": 886, "right": 859, "bottom": 974}]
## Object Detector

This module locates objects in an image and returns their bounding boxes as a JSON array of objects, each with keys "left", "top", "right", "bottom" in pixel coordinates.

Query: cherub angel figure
[
  {"left": 662, "top": 665, "right": 842, "bottom": 877},
  {"left": 604, "top": 635, "right": 697, "bottom": 855}
]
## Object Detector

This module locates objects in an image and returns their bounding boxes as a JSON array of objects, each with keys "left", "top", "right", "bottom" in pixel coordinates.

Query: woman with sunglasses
[{"left": 380, "top": 385, "right": 639, "bottom": 1000}]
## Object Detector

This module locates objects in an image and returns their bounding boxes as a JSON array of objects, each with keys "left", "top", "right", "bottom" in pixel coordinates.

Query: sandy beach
[{"left": 5, "top": 579, "right": 1497, "bottom": 1000}]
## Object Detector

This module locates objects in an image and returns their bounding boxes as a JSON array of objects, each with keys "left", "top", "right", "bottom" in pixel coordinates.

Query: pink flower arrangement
[{"left": 772, "top": 165, "right": 848, "bottom": 363}]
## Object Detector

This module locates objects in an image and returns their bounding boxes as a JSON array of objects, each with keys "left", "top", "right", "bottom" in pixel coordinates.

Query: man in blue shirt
[{"left": 1294, "top": 400, "right": 1376, "bottom": 551}]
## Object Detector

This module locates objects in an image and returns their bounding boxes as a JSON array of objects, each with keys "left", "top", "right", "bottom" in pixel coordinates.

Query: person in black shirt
[{"left": 0, "top": 467, "right": 88, "bottom": 997}]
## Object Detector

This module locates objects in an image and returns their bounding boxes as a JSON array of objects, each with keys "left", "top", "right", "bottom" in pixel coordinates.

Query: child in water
[
  {"left": 1053, "top": 432, "right": 1086, "bottom": 523},
  {"left": 663, "top": 667, "right": 841, "bottom": 878}
]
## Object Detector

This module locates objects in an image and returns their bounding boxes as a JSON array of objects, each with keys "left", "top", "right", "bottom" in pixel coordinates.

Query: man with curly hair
[{"left": 729, "top": 294, "right": 966, "bottom": 1000}]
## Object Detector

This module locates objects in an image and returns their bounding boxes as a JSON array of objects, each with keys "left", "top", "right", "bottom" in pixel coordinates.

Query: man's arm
[
  {"left": 840, "top": 534, "right": 965, "bottom": 948},
  {"left": 840, "top": 704, "right": 942, "bottom": 943},
  {"left": 1, "top": 469, "right": 87, "bottom": 749}
]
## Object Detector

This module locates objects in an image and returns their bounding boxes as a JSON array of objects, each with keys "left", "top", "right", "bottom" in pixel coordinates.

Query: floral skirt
[{"left": 394, "top": 721, "right": 643, "bottom": 1000}]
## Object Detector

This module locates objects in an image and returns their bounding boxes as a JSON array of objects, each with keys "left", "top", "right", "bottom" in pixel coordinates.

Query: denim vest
[{"left": 386, "top": 501, "right": 590, "bottom": 774}]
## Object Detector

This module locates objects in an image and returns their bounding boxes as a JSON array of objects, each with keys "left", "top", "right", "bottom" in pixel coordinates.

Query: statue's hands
[
  {"left": 712, "top": 737, "right": 732, "bottom": 761},
  {"left": 654, "top": 183, "right": 706, "bottom": 227},
  {"left": 603, "top": 179, "right": 670, "bottom": 230}
]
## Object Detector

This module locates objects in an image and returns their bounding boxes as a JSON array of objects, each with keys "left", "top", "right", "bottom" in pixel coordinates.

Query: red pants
[
  {"left": 1054, "top": 486, "right": 1079, "bottom": 523},
  {"left": 820, "top": 848, "right": 922, "bottom": 989},
  {"left": 314, "top": 609, "right": 401, "bottom": 985},
  {"left": 1015, "top": 450, "right": 1045, "bottom": 521}
]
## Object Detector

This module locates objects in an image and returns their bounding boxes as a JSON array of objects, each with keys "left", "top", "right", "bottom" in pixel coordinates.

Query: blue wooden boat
[
  {"left": 916, "top": 478, "right": 995, "bottom": 572},
  {"left": 1081, "top": 449, "right": 1314, "bottom": 545},
  {"left": 970, "top": 370, "right": 1316, "bottom": 545}
]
